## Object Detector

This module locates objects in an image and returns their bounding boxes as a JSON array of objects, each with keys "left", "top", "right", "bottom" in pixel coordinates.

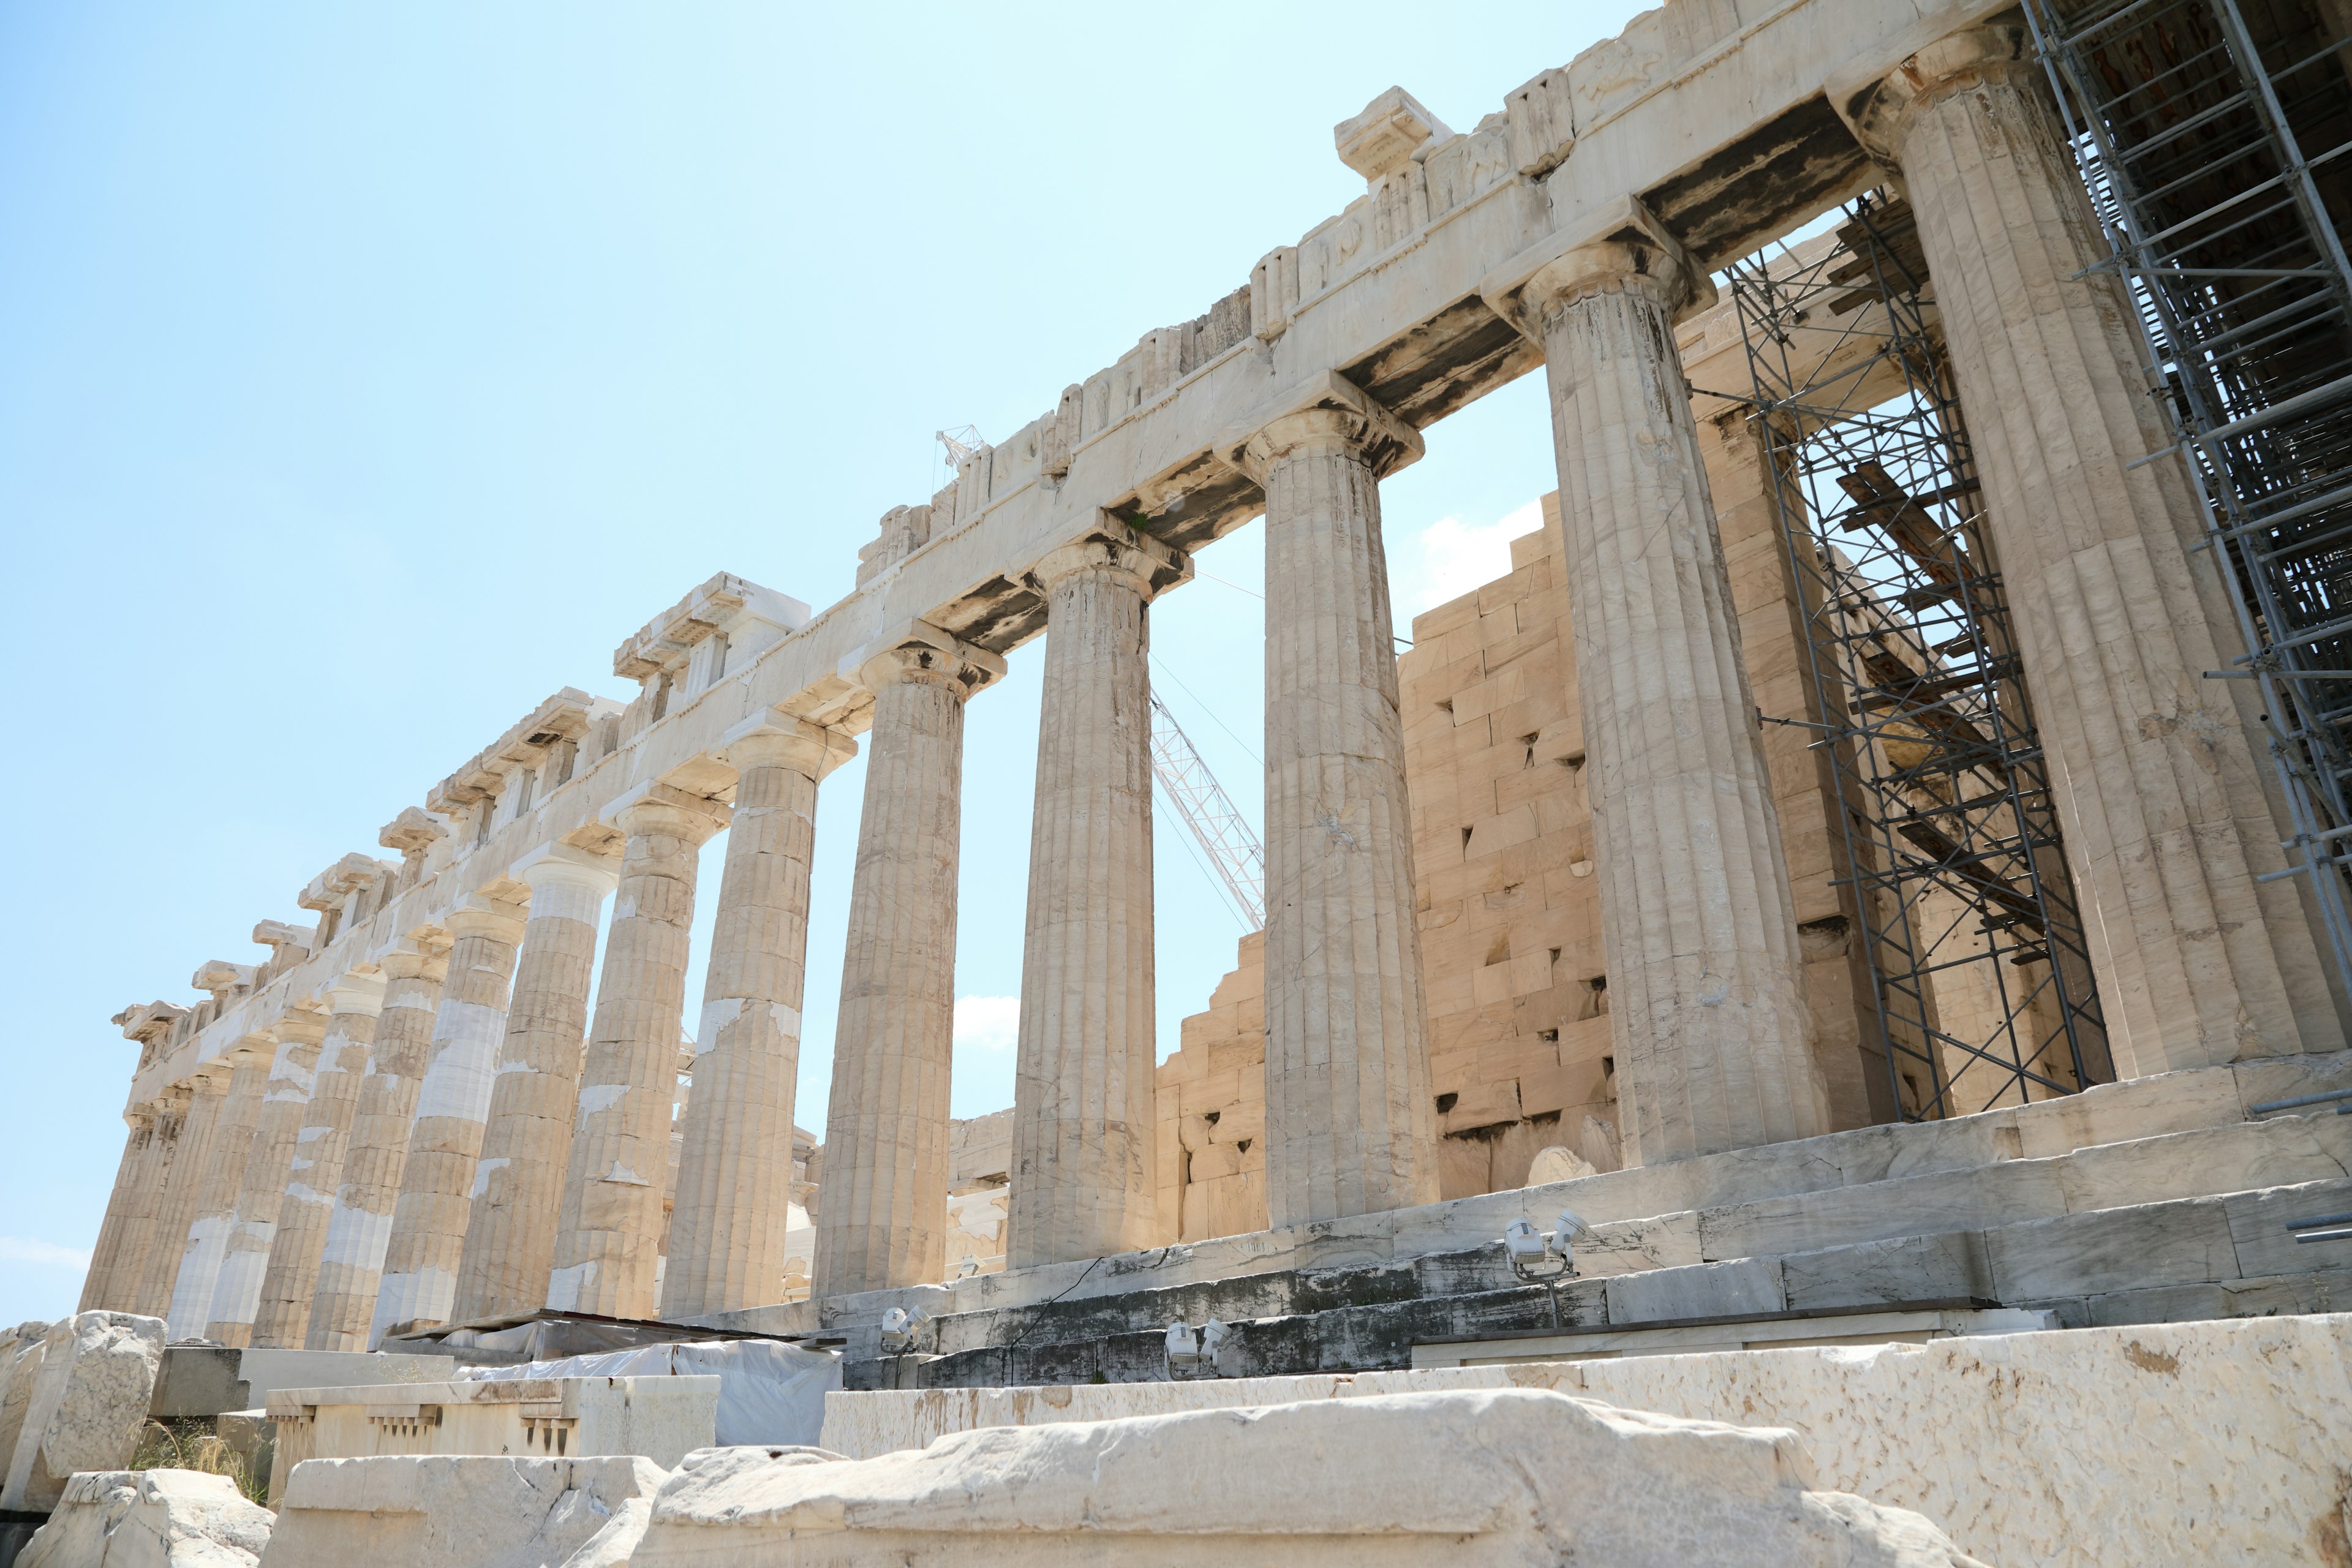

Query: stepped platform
[{"left": 692, "top": 1052, "right": 2352, "bottom": 1387}]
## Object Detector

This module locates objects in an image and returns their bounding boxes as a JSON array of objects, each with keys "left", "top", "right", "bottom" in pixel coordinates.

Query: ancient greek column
[
  {"left": 450, "top": 844, "right": 619, "bottom": 1322},
  {"left": 1839, "top": 24, "right": 2341, "bottom": 1071},
  {"left": 815, "top": 624, "right": 1004, "bottom": 1297},
  {"left": 307, "top": 942, "right": 447, "bottom": 1350},
  {"left": 1509, "top": 201, "right": 1828, "bottom": 1164},
  {"left": 207, "top": 1008, "right": 329, "bottom": 1345},
  {"left": 546, "top": 784, "right": 730, "bottom": 1319},
  {"left": 664, "top": 715, "right": 854, "bottom": 1318},
  {"left": 1225, "top": 374, "right": 1438, "bottom": 1226},
  {"left": 134, "top": 1076, "right": 224, "bottom": 1319},
  {"left": 374, "top": 900, "right": 526, "bottom": 1340},
  {"left": 167, "top": 1049, "right": 273, "bottom": 1338},
  {"left": 249, "top": 970, "right": 385, "bottom": 1347},
  {"left": 1009, "top": 523, "right": 1188, "bottom": 1267}
]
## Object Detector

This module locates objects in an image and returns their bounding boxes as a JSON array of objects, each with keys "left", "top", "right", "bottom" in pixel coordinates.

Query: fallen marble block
[
  {"left": 256, "top": 1453, "right": 665, "bottom": 1568},
  {"left": 18, "top": 1468, "right": 274, "bottom": 1568},
  {"left": 2, "top": 1312, "right": 168, "bottom": 1511},
  {"left": 626, "top": 1388, "right": 1982, "bottom": 1566}
]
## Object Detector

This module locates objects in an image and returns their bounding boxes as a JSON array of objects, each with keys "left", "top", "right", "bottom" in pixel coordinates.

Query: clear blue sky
[{"left": 0, "top": 1, "right": 1648, "bottom": 1322}]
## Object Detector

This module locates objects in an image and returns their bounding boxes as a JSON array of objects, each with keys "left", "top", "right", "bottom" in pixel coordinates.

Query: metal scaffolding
[
  {"left": 1727, "top": 196, "right": 2111, "bottom": 1120},
  {"left": 2024, "top": 0, "right": 2352, "bottom": 990},
  {"left": 1149, "top": 691, "right": 1267, "bottom": 929}
]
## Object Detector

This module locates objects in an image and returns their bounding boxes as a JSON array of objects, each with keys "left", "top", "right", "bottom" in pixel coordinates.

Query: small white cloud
[
  {"left": 952, "top": 995, "right": 1021, "bottom": 1054},
  {"left": 0, "top": 1237, "right": 91, "bottom": 1271},
  {"left": 1396, "top": 499, "right": 1545, "bottom": 621}
]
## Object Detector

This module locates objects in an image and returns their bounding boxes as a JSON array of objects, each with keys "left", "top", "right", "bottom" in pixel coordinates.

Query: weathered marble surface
[
  {"left": 20, "top": 1469, "right": 275, "bottom": 1568},
  {"left": 0, "top": 1312, "right": 167, "bottom": 1512},
  {"left": 822, "top": 1313, "right": 2352, "bottom": 1566},
  {"left": 634, "top": 1390, "right": 1975, "bottom": 1566},
  {"left": 257, "top": 1453, "right": 665, "bottom": 1568}
]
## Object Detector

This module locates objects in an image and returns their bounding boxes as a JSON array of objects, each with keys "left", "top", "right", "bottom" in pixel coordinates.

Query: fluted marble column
[
  {"left": 250, "top": 971, "right": 384, "bottom": 1347},
  {"left": 167, "top": 1049, "right": 271, "bottom": 1338},
  {"left": 308, "top": 944, "right": 447, "bottom": 1350},
  {"left": 546, "top": 785, "right": 730, "bottom": 1319},
  {"left": 1009, "top": 524, "right": 1188, "bottom": 1267},
  {"left": 374, "top": 901, "right": 525, "bottom": 1340},
  {"left": 1838, "top": 25, "right": 2340, "bottom": 1071},
  {"left": 665, "top": 717, "right": 854, "bottom": 1318},
  {"left": 1509, "top": 202, "right": 1830, "bottom": 1164},
  {"left": 208, "top": 1009, "right": 328, "bottom": 1345},
  {"left": 135, "top": 1076, "right": 225, "bottom": 1319},
  {"left": 815, "top": 625, "right": 1005, "bottom": 1297},
  {"left": 80, "top": 1106, "right": 164, "bottom": 1313},
  {"left": 1222, "top": 374, "right": 1437, "bottom": 1226},
  {"left": 451, "top": 845, "right": 619, "bottom": 1322}
]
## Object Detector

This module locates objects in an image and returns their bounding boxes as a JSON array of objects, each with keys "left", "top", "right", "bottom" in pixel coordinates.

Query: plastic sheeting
[{"left": 457, "top": 1339, "right": 839, "bottom": 1447}]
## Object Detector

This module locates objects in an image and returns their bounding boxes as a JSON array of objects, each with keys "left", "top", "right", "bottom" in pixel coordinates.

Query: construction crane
[
  {"left": 1148, "top": 692, "right": 1265, "bottom": 929},
  {"left": 937, "top": 426, "right": 987, "bottom": 470}
]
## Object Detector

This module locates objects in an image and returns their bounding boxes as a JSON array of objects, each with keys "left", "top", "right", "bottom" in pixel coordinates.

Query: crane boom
[{"left": 1148, "top": 692, "right": 1265, "bottom": 929}]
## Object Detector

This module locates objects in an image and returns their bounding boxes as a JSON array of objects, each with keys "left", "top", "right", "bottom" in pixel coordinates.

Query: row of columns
[{"left": 83, "top": 21, "right": 2339, "bottom": 1322}]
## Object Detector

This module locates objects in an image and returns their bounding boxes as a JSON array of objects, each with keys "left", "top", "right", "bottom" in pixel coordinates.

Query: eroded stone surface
[
  {"left": 0, "top": 1311, "right": 167, "bottom": 1512},
  {"left": 258, "top": 1454, "right": 665, "bottom": 1568},
  {"left": 20, "top": 1469, "right": 275, "bottom": 1568},
  {"left": 633, "top": 1390, "right": 1976, "bottom": 1566}
]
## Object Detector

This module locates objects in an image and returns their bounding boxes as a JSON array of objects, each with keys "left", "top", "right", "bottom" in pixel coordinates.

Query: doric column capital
[
  {"left": 1216, "top": 369, "right": 1424, "bottom": 483},
  {"left": 444, "top": 895, "right": 530, "bottom": 947},
  {"left": 1828, "top": 23, "right": 2036, "bottom": 164},
  {"left": 1480, "top": 192, "right": 1716, "bottom": 337},
  {"left": 513, "top": 840, "right": 624, "bottom": 900},
  {"left": 718, "top": 710, "right": 859, "bottom": 783},
  {"left": 1024, "top": 516, "right": 1193, "bottom": 601},
  {"left": 600, "top": 779, "right": 733, "bottom": 846},
  {"left": 379, "top": 942, "right": 450, "bottom": 988},
  {"left": 845, "top": 620, "right": 1007, "bottom": 702},
  {"left": 325, "top": 970, "right": 388, "bottom": 1019},
  {"left": 272, "top": 1007, "right": 332, "bottom": 1048}
]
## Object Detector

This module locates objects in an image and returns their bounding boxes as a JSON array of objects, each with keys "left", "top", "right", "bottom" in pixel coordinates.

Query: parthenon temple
[{"left": 32, "top": 1, "right": 2352, "bottom": 1562}]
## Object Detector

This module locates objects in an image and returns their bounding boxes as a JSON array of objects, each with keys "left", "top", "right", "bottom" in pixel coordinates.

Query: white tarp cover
[{"left": 458, "top": 1340, "right": 839, "bottom": 1447}]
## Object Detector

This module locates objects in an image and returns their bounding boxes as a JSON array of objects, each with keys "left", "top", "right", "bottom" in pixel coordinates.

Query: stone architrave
[
  {"left": 1008, "top": 522, "right": 1190, "bottom": 1268},
  {"left": 307, "top": 943, "right": 448, "bottom": 1351},
  {"left": 814, "top": 624, "right": 1005, "bottom": 1298},
  {"left": 546, "top": 784, "right": 731, "bottom": 1319},
  {"left": 1483, "top": 196, "right": 1830, "bottom": 1165},
  {"left": 665, "top": 715, "right": 856, "bottom": 1319},
  {"left": 165, "top": 1050, "right": 273, "bottom": 1341},
  {"left": 206, "top": 1009, "right": 331, "bottom": 1346},
  {"left": 249, "top": 971, "right": 386, "bottom": 1348},
  {"left": 1215, "top": 372, "right": 1439, "bottom": 1227},
  {"left": 132, "top": 1076, "right": 227, "bottom": 1319},
  {"left": 451, "top": 843, "right": 620, "bottom": 1323},
  {"left": 1834, "top": 25, "right": 2342, "bottom": 1072},
  {"left": 374, "top": 902, "right": 526, "bottom": 1341}
]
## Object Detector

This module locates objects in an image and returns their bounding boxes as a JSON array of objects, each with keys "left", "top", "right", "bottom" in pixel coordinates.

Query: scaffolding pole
[{"left": 1728, "top": 195, "right": 2110, "bottom": 1120}]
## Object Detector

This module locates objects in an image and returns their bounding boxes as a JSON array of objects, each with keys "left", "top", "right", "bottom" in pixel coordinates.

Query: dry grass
[{"left": 126, "top": 1417, "right": 270, "bottom": 1507}]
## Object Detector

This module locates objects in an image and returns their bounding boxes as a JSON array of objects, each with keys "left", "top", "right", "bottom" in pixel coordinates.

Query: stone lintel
[
  {"left": 113, "top": 1001, "right": 190, "bottom": 1044},
  {"left": 614, "top": 573, "right": 815, "bottom": 682},
  {"left": 1479, "top": 191, "right": 1716, "bottom": 342},
  {"left": 1215, "top": 369, "right": 1425, "bottom": 484},
  {"left": 251, "top": 921, "right": 316, "bottom": 956},
  {"left": 1335, "top": 86, "right": 1452, "bottom": 183},
  {"left": 191, "top": 961, "right": 259, "bottom": 1001},
  {"left": 379, "top": 806, "right": 448, "bottom": 858}
]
